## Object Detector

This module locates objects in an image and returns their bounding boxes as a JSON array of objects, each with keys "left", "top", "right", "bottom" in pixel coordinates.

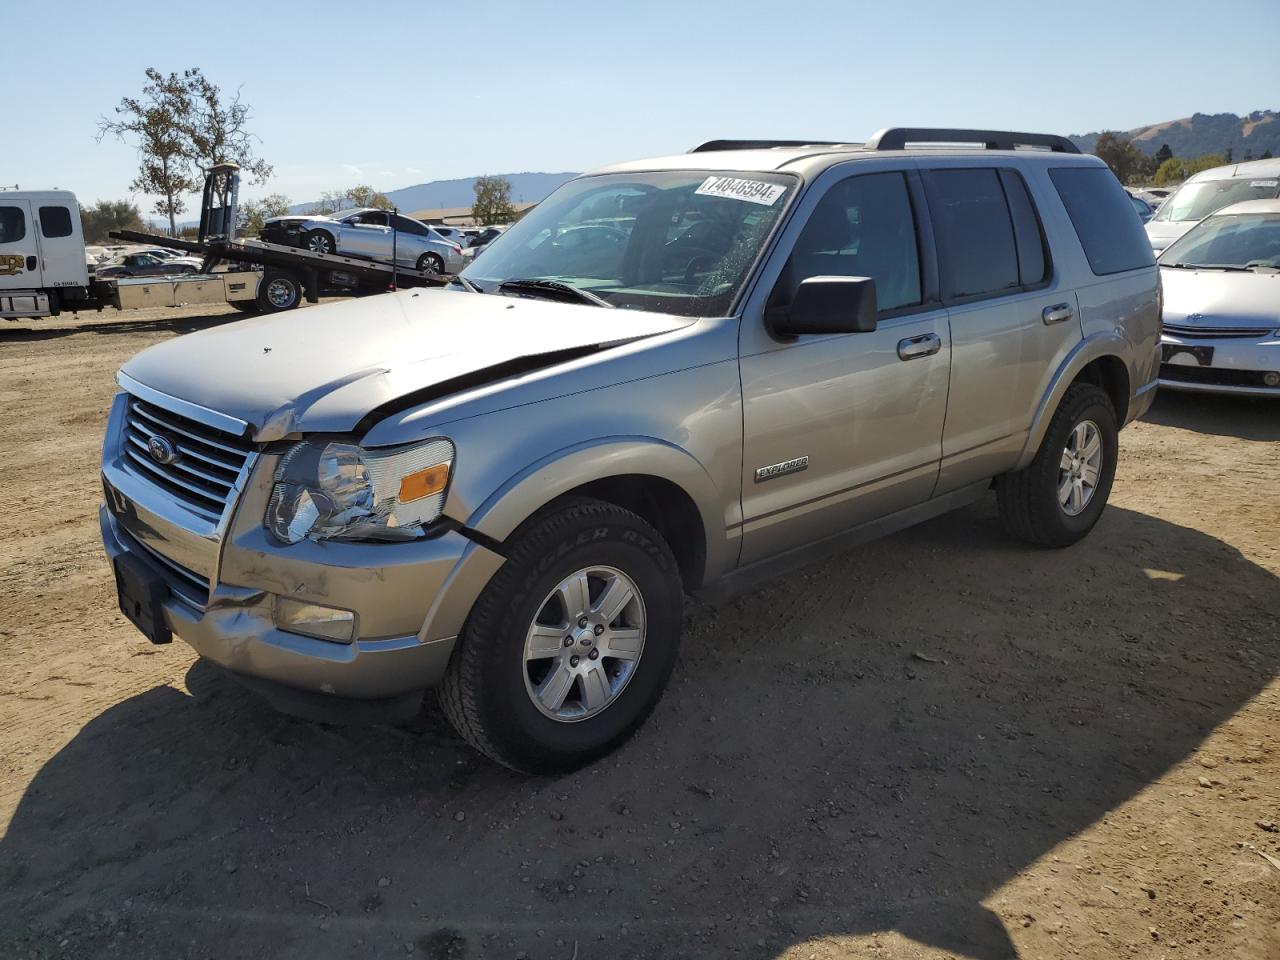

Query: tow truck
[{"left": 0, "top": 163, "right": 445, "bottom": 321}]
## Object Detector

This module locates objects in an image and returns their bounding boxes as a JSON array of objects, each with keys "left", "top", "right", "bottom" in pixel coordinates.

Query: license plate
[
  {"left": 1162, "top": 343, "right": 1214, "bottom": 366},
  {"left": 113, "top": 554, "right": 172, "bottom": 644}
]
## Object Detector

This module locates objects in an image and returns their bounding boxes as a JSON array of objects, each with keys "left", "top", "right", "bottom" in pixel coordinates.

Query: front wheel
[
  {"left": 304, "top": 230, "right": 335, "bottom": 255},
  {"left": 439, "top": 498, "right": 683, "bottom": 774},
  {"left": 997, "top": 382, "right": 1118, "bottom": 547}
]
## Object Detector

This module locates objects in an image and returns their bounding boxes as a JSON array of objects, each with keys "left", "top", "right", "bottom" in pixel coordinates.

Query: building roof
[{"left": 408, "top": 202, "right": 537, "bottom": 226}]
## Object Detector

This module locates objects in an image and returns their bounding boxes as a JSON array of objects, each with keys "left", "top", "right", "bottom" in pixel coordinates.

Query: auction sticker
[
  {"left": 696, "top": 176, "right": 786, "bottom": 206},
  {"left": 1250, "top": 180, "right": 1278, "bottom": 187}
]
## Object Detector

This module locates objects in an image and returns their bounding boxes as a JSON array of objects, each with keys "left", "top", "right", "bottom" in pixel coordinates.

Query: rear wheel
[
  {"left": 417, "top": 252, "right": 444, "bottom": 274},
  {"left": 255, "top": 270, "right": 303, "bottom": 312},
  {"left": 439, "top": 498, "right": 683, "bottom": 774},
  {"left": 997, "top": 383, "right": 1118, "bottom": 547}
]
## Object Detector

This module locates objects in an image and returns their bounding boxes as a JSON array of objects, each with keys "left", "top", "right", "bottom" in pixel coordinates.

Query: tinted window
[
  {"left": 392, "top": 215, "right": 429, "bottom": 236},
  {"left": 0, "top": 206, "right": 26, "bottom": 244},
  {"left": 39, "top": 206, "right": 73, "bottom": 238},
  {"left": 998, "top": 170, "right": 1049, "bottom": 286},
  {"left": 778, "top": 171, "right": 922, "bottom": 312},
  {"left": 1050, "top": 167, "right": 1155, "bottom": 275},
  {"left": 924, "top": 169, "right": 1019, "bottom": 299}
]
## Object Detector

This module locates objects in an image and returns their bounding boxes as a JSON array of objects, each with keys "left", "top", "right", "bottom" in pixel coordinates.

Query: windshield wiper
[
  {"left": 498, "top": 278, "right": 615, "bottom": 308},
  {"left": 453, "top": 275, "right": 482, "bottom": 293}
]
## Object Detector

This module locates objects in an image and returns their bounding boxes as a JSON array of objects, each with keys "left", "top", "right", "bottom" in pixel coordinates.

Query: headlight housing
[{"left": 265, "top": 438, "right": 454, "bottom": 544}]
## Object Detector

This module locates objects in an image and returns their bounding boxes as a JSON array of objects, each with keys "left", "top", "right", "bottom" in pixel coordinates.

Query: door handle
[
  {"left": 897, "top": 333, "right": 941, "bottom": 361},
  {"left": 1042, "top": 302, "right": 1074, "bottom": 325}
]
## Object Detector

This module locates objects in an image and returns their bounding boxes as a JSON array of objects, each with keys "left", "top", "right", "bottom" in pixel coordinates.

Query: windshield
[
  {"left": 1154, "top": 177, "right": 1280, "bottom": 223},
  {"left": 327, "top": 208, "right": 364, "bottom": 221},
  {"left": 1160, "top": 212, "right": 1280, "bottom": 269},
  {"left": 460, "top": 170, "right": 798, "bottom": 317}
]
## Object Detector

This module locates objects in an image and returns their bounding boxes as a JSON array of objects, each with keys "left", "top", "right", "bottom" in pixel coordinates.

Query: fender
[
  {"left": 1015, "top": 331, "right": 1132, "bottom": 471},
  {"left": 460, "top": 435, "right": 735, "bottom": 582}
]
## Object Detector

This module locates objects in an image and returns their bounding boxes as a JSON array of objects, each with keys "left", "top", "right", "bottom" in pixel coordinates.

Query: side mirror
[{"left": 770, "top": 276, "right": 878, "bottom": 337}]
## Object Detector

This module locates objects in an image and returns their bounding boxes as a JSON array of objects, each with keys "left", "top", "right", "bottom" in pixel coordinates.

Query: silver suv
[{"left": 101, "top": 129, "right": 1161, "bottom": 773}]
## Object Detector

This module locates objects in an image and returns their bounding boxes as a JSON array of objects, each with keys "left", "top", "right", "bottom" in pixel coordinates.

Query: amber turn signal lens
[{"left": 398, "top": 463, "right": 450, "bottom": 503}]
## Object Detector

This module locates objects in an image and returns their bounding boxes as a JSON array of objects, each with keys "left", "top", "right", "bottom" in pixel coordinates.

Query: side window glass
[
  {"left": 924, "top": 169, "right": 1019, "bottom": 300},
  {"left": 998, "top": 170, "right": 1049, "bottom": 286},
  {"left": 1049, "top": 167, "right": 1155, "bottom": 276},
  {"left": 0, "top": 207, "right": 27, "bottom": 244},
  {"left": 778, "top": 171, "right": 922, "bottom": 313},
  {"left": 39, "top": 206, "right": 74, "bottom": 238}
]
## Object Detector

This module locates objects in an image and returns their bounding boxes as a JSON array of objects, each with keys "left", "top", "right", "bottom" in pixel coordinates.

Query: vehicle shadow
[
  {"left": 2, "top": 502, "right": 1276, "bottom": 959},
  {"left": 0, "top": 311, "right": 239, "bottom": 343},
  {"left": 1143, "top": 388, "right": 1280, "bottom": 442}
]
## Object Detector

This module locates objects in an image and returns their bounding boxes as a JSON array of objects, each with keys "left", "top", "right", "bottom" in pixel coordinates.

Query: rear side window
[
  {"left": 39, "top": 206, "right": 74, "bottom": 238},
  {"left": 998, "top": 170, "right": 1049, "bottom": 286},
  {"left": 0, "top": 207, "right": 26, "bottom": 244},
  {"left": 1050, "top": 167, "right": 1154, "bottom": 275},
  {"left": 923, "top": 169, "right": 1020, "bottom": 300}
]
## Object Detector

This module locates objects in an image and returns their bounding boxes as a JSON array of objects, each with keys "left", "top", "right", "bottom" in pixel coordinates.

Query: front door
[
  {"left": 739, "top": 169, "right": 951, "bottom": 565},
  {"left": 0, "top": 201, "right": 40, "bottom": 289}
]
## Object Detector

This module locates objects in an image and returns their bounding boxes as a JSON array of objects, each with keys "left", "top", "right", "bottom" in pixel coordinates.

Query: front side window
[
  {"left": 1160, "top": 212, "right": 1280, "bottom": 270},
  {"left": 39, "top": 206, "right": 74, "bottom": 238},
  {"left": 463, "top": 170, "right": 797, "bottom": 317},
  {"left": 924, "top": 168, "right": 1020, "bottom": 299},
  {"left": 1050, "top": 167, "right": 1154, "bottom": 276},
  {"left": 773, "top": 171, "right": 922, "bottom": 313},
  {"left": 0, "top": 207, "right": 26, "bottom": 244},
  {"left": 1155, "top": 177, "right": 1280, "bottom": 223}
]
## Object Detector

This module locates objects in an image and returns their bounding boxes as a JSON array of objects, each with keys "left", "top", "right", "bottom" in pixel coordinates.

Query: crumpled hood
[
  {"left": 1161, "top": 266, "right": 1280, "bottom": 327},
  {"left": 120, "top": 288, "right": 693, "bottom": 440}
]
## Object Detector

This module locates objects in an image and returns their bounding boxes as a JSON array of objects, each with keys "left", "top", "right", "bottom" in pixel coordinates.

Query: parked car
[
  {"left": 101, "top": 128, "right": 1159, "bottom": 773},
  {"left": 260, "top": 208, "right": 464, "bottom": 274},
  {"left": 463, "top": 224, "right": 508, "bottom": 260},
  {"left": 95, "top": 252, "right": 203, "bottom": 278},
  {"left": 1157, "top": 198, "right": 1280, "bottom": 395},
  {"left": 1145, "top": 157, "right": 1280, "bottom": 254},
  {"left": 1126, "top": 191, "right": 1156, "bottom": 223},
  {"left": 428, "top": 225, "right": 470, "bottom": 247}
]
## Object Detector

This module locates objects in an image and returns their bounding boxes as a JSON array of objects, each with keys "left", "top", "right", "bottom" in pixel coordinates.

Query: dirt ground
[{"left": 0, "top": 303, "right": 1277, "bottom": 960}]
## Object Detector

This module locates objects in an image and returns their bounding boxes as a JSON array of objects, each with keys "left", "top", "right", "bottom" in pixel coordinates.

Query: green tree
[
  {"left": 238, "top": 192, "right": 292, "bottom": 236},
  {"left": 309, "top": 185, "right": 392, "bottom": 214},
  {"left": 1153, "top": 153, "right": 1227, "bottom": 187},
  {"left": 97, "top": 68, "right": 197, "bottom": 235},
  {"left": 1154, "top": 143, "right": 1173, "bottom": 166},
  {"left": 80, "top": 200, "right": 144, "bottom": 243},
  {"left": 471, "top": 175, "right": 516, "bottom": 225},
  {"left": 1093, "top": 131, "right": 1154, "bottom": 185}
]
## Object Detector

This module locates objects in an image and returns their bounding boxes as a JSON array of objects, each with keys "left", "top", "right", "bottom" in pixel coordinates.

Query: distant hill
[
  {"left": 288, "top": 172, "right": 578, "bottom": 215},
  {"left": 1070, "top": 110, "right": 1279, "bottom": 159}
]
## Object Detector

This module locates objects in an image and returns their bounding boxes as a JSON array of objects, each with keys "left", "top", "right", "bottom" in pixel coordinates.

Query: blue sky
[{"left": 7, "top": 0, "right": 1279, "bottom": 212}]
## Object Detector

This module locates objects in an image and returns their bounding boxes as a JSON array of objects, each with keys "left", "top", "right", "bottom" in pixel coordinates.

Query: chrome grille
[
  {"left": 128, "top": 530, "right": 210, "bottom": 608},
  {"left": 1162, "top": 323, "right": 1273, "bottom": 339},
  {"left": 120, "top": 396, "right": 253, "bottom": 523}
]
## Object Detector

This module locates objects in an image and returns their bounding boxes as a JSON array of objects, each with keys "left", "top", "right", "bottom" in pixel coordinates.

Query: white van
[
  {"left": 1145, "top": 157, "right": 1280, "bottom": 254},
  {"left": 0, "top": 191, "right": 92, "bottom": 316}
]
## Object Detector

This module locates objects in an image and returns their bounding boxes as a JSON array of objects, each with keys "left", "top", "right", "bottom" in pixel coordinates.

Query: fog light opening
[
  {"left": 1263, "top": 371, "right": 1280, "bottom": 388},
  {"left": 274, "top": 597, "right": 356, "bottom": 643}
]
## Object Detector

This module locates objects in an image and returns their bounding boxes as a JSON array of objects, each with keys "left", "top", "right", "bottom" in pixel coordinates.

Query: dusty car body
[
  {"left": 1158, "top": 198, "right": 1280, "bottom": 396},
  {"left": 102, "top": 129, "right": 1160, "bottom": 772},
  {"left": 261, "top": 208, "right": 464, "bottom": 274}
]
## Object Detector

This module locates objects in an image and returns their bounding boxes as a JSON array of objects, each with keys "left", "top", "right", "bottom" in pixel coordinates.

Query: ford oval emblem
[{"left": 147, "top": 434, "right": 179, "bottom": 465}]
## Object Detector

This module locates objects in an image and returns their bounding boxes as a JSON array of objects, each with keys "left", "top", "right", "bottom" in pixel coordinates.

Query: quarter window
[
  {"left": 0, "top": 207, "right": 26, "bottom": 244},
  {"left": 1050, "top": 167, "right": 1154, "bottom": 276},
  {"left": 998, "top": 170, "right": 1050, "bottom": 287},
  {"left": 39, "top": 206, "right": 74, "bottom": 239},
  {"left": 923, "top": 169, "right": 1020, "bottom": 300},
  {"left": 776, "top": 171, "right": 923, "bottom": 313}
]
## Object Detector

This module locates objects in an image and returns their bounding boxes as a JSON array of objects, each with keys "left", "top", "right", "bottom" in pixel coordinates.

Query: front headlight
[{"left": 265, "top": 438, "right": 454, "bottom": 544}]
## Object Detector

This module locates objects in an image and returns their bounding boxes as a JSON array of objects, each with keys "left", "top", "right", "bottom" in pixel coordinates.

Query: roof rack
[
  {"left": 689, "top": 139, "right": 854, "bottom": 153},
  {"left": 864, "top": 128, "right": 1080, "bottom": 153}
]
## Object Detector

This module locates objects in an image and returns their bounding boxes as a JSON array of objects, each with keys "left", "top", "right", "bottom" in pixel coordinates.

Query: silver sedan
[
  {"left": 1158, "top": 199, "right": 1280, "bottom": 396},
  {"left": 261, "top": 208, "right": 464, "bottom": 274}
]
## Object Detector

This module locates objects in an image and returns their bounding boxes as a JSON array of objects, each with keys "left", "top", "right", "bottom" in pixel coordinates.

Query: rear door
[
  {"left": 921, "top": 165, "right": 1081, "bottom": 494},
  {"left": 34, "top": 202, "right": 88, "bottom": 288},
  {"left": 0, "top": 201, "right": 41, "bottom": 289},
  {"left": 738, "top": 168, "right": 951, "bottom": 564}
]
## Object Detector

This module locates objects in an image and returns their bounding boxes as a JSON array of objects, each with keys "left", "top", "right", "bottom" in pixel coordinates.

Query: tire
[
  {"left": 997, "top": 382, "right": 1118, "bottom": 547},
  {"left": 439, "top": 498, "right": 683, "bottom": 774},
  {"left": 417, "top": 252, "right": 444, "bottom": 274},
  {"left": 304, "top": 230, "right": 335, "bottom": 255},
  {"left": 255, "top": 270, "right": 303, "bottom": 313}
]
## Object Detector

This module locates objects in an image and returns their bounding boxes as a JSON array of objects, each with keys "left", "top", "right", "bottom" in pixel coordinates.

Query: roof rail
[
  {"left": 864, "top": 128, "right": 1080, "bottom": 154},
  {"left": 689, "top": 139, "right": 853, "bottom": 153}
]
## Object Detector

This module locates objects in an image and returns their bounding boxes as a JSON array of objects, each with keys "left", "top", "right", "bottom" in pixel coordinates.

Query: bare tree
[
  {"left": 309, "top": 185, "right": 392, "bottom": 214},
  {"left": 238, "top": 193, "right": 293, "bottom": 237},
  {"left": 178, "top": 68, "right": 272, "bottom": 184},
  {"left": 97, "top": 69, "right": 196, "bottom": 235}
]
